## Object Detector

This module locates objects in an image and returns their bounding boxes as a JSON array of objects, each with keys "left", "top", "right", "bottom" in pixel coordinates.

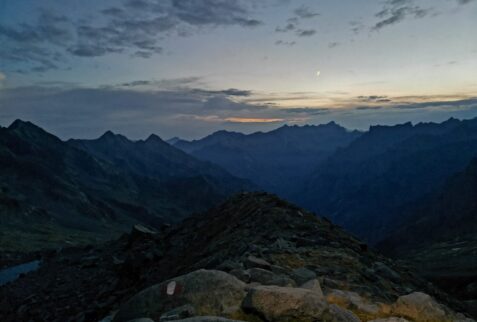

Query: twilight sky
[{"left": 0, "top": 0, "right": 476, "bottom": 139}]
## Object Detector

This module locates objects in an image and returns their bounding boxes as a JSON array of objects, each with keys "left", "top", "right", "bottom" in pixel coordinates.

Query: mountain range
[
  {"left": 0, "top": 120, "right": 251, "bottom": 251},
  {"left": 377, "top": 157, "right": 477, "bottom": 309},
  {"left": 298, "top": 117, "right": 477, "bottom": 243},
  {"left": 173, "top": 122, "right": 361, "bottom": 196},
  {"left": 1, "top": 117, "right": 477, "bottom": 319},
  {"left": 171, "top": 117, "right": 477, "bottom": 246}
]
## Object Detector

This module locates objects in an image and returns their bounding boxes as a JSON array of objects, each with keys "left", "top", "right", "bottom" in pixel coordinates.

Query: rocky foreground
[{"left": 0, "top": 192, "right": 475, "bottom": 321}]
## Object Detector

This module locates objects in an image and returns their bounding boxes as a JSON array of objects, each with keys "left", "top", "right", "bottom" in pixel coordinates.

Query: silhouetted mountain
[
  {"left": 299, "top": 117, "right": 477, "bottom": 244},
  {"left": 173, "top": 122, "right": 361, "bottom": 196},
  {"left": 1, "top": 192, "right": 474, "bottom": 321},
  {"left": 69, "top": 130, "right": 248, "bottom": 190},
  {"left": 0, "top": 120, "right": 251, "bottom": 251},
  {"left": 379, "top": 157, "right": 477, "bottom": 255},
  {"left": 165, "top": 136, "right": 181, "bottom": 145},
  {"left": 377, "top": 158, "right": 477, "bottom": 309}
]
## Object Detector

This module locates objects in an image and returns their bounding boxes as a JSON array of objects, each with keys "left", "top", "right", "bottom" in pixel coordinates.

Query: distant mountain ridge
[
  {"left": 378, "top": 155, "right": 477, "bottom": 259},
  {"left": 376, "top": 157, "right": 477, "bottom": 310},
  {"left": 0, "top": 120, "right": 252, "bottom": 251},
  {"left": 298, "top": 117, "right": 477, "bottom": 243},
  {"left": 173, "top": 122, "right": 362, "bottom": 196}
]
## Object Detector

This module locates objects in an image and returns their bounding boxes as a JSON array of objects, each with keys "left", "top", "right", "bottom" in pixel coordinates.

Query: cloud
[
  {"left": 349, "top": 21, "right": 365, "bottom": 34},
  {"left": 0, "top": 72, "right": 6, "bottom": 82},
  {"left": 275, "top": 23, "right": 296, "bottom": 32},
  {"left": 373, "top": 0, "right": 432, "bottom": 31},
  {"left": 2, "top": 85, "right": 477, "bottom": 138},
  {"left": 282, "top": 107, "right": 330, "bottom": 115},
  {"left": 296, "top": 29, "right": 317, "bottom": 37},
  {"left": 224, "top": 117, "right": 284, "bottom": 123},
  {"left": 392, "top": 97, "right": 477, "bottom": 109},
  {"left": 274, "top": 40, "right": 296, "bottom": 46},
  {"left": 357, "top": 95, "right": 392, "bottom": 103},
  {"left": 0, "top": 84, "right": 311, "bottom": 139},
  {"left": 457, "top": 0, "right": 475, "bottom": 4},
  {"left": 116, "top": 77, "right": 251, "bottom": 96},
  {"left": 328, "top": 42, "right": 340, "bottom": 48},
  {"left": 0, "top": 1, "right": 264, "bottom": 73},
  {"left": 118, "top": 77, "right": 203, "bottom": 89},
  {"left": 294, "top": 6, "right": 320, "bottom": 19}
]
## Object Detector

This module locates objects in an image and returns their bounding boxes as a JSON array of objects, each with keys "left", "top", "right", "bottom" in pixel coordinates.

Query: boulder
[
  {"left": 368, "top": 318, "right": 410, "bottom": 322},
  {"left": 113, "top": 270, "right": 247, "bottom": 322},
  {"left": 372, "top": 262, "right": 400, "bottom": 282},
  {"left": 300, "top": 279, "right": 324, "bottom": 299},
  {"left": 244, "top": 256, "right": 271, "bottom": 270},
  {"left": 326, "top": 289, "right": 380, "bottom": 315},
  {"left": 291, "top": 267, "right": 317, "bottom": 285},
  {"left": 242, "top": 285, "right": 328, "bottom": 322},
  {"left": 160, "top": 304, "right": 195, "bottom": 321},
  {"left": 173, "top": 317, "right": 246, "bottom": 322},
  {"left": 247, "top": 268, "right": 295, "bottom": 287},
  {"left": 229, "top": 269, "right": 251, "bottom": 283},
  {"left": 391, "top": 292, "right": 449, "bottom": 322},
  {"left": 130, "top": 224, "right": 157, "bottom": 241},
  {"left": 323, "top": 304, "right": 361, "bottom": 322}
]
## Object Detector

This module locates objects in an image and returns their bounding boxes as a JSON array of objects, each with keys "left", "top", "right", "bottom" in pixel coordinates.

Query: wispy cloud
[
  {"left": 274, "top": 40, "right": 296, "bottom": 46},
  {"left": 0, "top": 1, "right": 264, "bottom": 73},
  {"left": 294, "top": 6, "right": 320, "bottom": 19},
  {"left": 296, "top": 29, "right": 316, "bottom": 37},
  {"left": 372, "top": 0, "right": 432, "bottom": 31}
]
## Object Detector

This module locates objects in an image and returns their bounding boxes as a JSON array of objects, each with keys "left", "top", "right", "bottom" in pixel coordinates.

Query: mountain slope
[
  {"left": 377, "top": 158, "right": 477, "bottom": 311},
  {"left": 174, "top": 122, "right": 361, "bottom": 196},
  {"left": 1, "top": 192, "right": 473, "bottom": 321},
  {"left": 69, "top": 131, "right": 249, "bottom": 194},
  {"left": 0, "top": 120, "right": 250, "bottom": 251},
  {"left": 299, "top": 117, "right": 477, "bottom": 243}
]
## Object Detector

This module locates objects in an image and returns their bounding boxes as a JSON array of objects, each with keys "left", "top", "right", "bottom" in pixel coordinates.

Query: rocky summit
[{"left": 0, "top": 192, "right": 474, "bottom": 321}]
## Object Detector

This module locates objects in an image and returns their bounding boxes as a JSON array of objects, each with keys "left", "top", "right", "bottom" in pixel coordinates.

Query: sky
[{"left": 0, "top": 0, "right": 476, "bottom": 139}]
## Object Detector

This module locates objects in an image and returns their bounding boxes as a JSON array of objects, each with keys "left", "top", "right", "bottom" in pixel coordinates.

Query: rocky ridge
[{"left": 0, "top": 193, "right": 474, "bottom": 321}]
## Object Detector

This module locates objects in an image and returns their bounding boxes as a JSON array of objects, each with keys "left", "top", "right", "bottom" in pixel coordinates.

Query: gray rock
[
  {"left": 270, "top": 264, "right": 290, "bottom": 276},
  {"left": 291, "top": 267, "right": 317, "bottom": 285},
  {"left": 113, "top": 270, "right": 247, "bottom": 322},
  {"left": 216, "top": 260, "right": 242, "bottom": 272},
  {"left": 392, "top": 292, "right": 448, "bottom": 322},
  {"left": 373, "top": 262, "right": 400, "bottom": 282},
  {"left": 324, "top": 304, "right": 361, "bottom": 322},
  {"left": 228, "top": 269, "right": 251, "bottom": 283},
  {"left": 242, "top": 285, "right": 328, "bottom": 322},
  {"left": 368, "top": 318, "right": 410, "bottom": 322},
  {"left": 130, "top": 224, "right": 157, "bottom": 241},
  {"left": 160, "top": 304, "right": 195, "bottom": 321},
  {"left": 244, "top": 256, "right": 271, "bottom": 270},
  {"left": 326, "top": 289, "right": 380, "bottom": 315},
  {"left": 300, "top": 279, "right": 324, "bottom": 299},
  {"left": 173, "top": 317, "right": 245, "bottom": 322},
  {"left": 247, "top": 268, "right": 295, "bottom": 287}
]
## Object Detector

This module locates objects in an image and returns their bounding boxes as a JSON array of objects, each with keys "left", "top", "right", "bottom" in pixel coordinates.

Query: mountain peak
[
  {"left": 8, "top": 119, "right": 39, "bottom": 131},
  {"left": 100, "top": 130, "right": 116, "bottom": 138},
  {"left": 7, "top": 119, "right": 57, "bottom": 142},
  {"left": 166, "top": 137, "right": 181, "bottom": 145},
  {"left": 98, "top": 130, "right": 129, "bottom": 143},
  {"left": 145, "top": 133, "right": 166, "bottom": 145}
]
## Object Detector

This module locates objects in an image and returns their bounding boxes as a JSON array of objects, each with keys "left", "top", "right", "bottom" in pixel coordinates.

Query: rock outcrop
[{"left": 0, "top": 192, "right": 474, "bottom": 321}]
